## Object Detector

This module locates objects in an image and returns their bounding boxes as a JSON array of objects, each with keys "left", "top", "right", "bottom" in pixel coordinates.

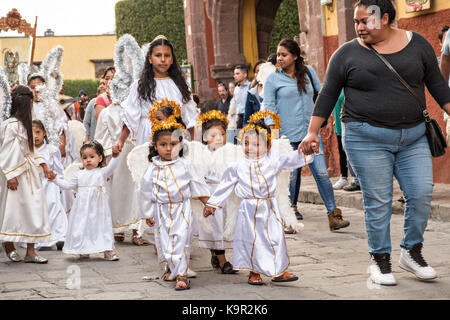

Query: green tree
[
  {"left": 269, "top": 0, "right": 300, "bottom": 53},
  {"left": 115, "top": 0, "right": 187, "bottom": 62}
]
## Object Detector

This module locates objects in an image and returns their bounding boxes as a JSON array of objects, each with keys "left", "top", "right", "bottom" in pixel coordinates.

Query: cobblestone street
[{"left": 1, "top": 201, "right": 449, "bottom": 300}]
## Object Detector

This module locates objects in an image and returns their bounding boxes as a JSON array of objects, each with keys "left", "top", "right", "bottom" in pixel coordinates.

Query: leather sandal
[
  {"left": 271, "top": 272, "right": 299, "bottom": 283},
  {"left": 221, "top": 261, "right": 238, "bottom": 274},
  {"left": 132, "top": 236, "right": 150, "bottom": 246},
  {"left": 211, "top": 252, "right": 220, "bottom": 269},
  {"left": 114, "top": 233, "right": 125, "bottom": 242},
  {"left": 175, "top": 277, "right": 190, "bottom": 290},
  {"left": 248, "top": 272, "right": 263, "bottom": 285}
]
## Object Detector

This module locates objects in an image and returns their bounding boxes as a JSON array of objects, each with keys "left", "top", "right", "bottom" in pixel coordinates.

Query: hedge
[
  {"left": 115, "top": 0, "right": 187, "bottom": 62},
  {"left": 269, "top": 0, "right": 300, "bottom": 54},
  {"left": 63, "top": 79, "right": 100, "bottom": 99}
]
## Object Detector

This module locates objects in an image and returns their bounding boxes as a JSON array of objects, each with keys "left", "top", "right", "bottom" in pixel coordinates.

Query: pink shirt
[{"left": 95, "top": 93, "right": 111, "bottom": 108}]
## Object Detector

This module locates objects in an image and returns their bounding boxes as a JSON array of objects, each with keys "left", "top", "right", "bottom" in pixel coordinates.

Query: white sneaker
[
  {"left": 333, "top": 177, "right": 349, "bottom": 190},
  {"left": 187, "top": 268, "right": 197, "bottom": 278},
  {"left": 399, "top": 243, "right": 437, "bottom": 280},
  {"left": 369, "top": 253, "right": 397, "bottom": 286}
]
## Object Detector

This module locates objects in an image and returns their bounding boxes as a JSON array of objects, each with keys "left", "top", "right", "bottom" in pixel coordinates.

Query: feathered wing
[
  {"left": 110, "top": 34, "right": 145, "bottom": 105},
  {"left": 127, "top": 142, "right": 151, "bottom": 190},
  {"left": 63, "top": 161, "right": 81, "bottom": 181},
  {"left": 40, "top": 45, "right": 64, "bottom": 100},
  {"left": 67, "top": 120, "right": 86, "bottom": 152},
  {"left": 0, "top": 67, "right": 12, "bottom": 122},
  {"left": 272, "top": 137, "right": 304, "bottom": 231},
  {"left": 18, "top": 63, "right": 31, "bottom": 86},
  {"left": 182, "top": 141, "right": 215, "bottom": 235},
  {"left": 209, "top": 143, "right": 244, "bottom": 240}
]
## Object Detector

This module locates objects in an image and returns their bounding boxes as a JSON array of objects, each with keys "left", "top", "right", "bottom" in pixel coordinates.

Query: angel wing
[
  {"left": 40, "top": 45, "right": 64, "bottom": 100},
  {"left": 209, "top": 143, "right": 244, "bottom": 178},
  {"left": 127, "top": 142, "right": 151, "bottom": 189},
  {"left": 67, "top": 120, "right": 86, "bottom": 152},
  {"left": 17, "top": 63, "right": 31, "bottom": 86},
  {"left": 110, "top": 34, "right": 145, "bottom": 105},
  {"left": 63, "top": 161, "right": 82, "bottom": 181},
  {"left": 182, "top": 140, "right": 212, "bottom": 179},
  {"left": 0, "top": 66, "right": 12, "bottom": 121}
]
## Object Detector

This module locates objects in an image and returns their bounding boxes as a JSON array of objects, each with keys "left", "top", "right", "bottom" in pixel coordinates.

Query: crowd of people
[{"left": 1, "top": 0, "right": 450, "bottom": 291}]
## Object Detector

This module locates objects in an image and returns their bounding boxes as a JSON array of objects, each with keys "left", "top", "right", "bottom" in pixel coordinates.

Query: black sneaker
[
  {"left": 295, "top": 211, "right": 303, "bottom": 220},
  {"left": 344, "top": 183, "right": 361, "bottom": 192}
]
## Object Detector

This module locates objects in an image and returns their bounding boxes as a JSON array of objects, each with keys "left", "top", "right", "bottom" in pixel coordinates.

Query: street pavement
[{"left": 1, "top": 199, "right": 449, "bottom": 300}]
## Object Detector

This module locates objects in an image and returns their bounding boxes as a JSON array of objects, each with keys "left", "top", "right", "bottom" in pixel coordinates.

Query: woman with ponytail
[
  {"left": 263, "top": 38, "right": 350, "bottom": 231},
  {"left": 0, "top": 85, "right": 56, "bottom": 263}
]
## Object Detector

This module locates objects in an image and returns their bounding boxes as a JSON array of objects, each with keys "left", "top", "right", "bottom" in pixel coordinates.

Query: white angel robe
[
  {"left": 34, "top": 142, "right": 68, "bottom": 248},
  {"left": 138, "top": 157, "right": 210, "bottom": 280},
  {"left": 206, "top": 151, "right": 309, "bottom": 277},
  {"left": 0, "top": 118, "right": 51, "bottom": 243},
  {"left": 198, "top": 161, "right": 233, "bottom": 250},
  {"left": 122, "top": 79, "right": 199, "bottom": 146},
  {"left": 95, "top": 104, "right": 140, "bottom": 233},
  {"left": 52, "top": 157, "right": 118, "bottom": 254},
  {"left": 33, "top": 101, "right": 77, "bottom": 212}
]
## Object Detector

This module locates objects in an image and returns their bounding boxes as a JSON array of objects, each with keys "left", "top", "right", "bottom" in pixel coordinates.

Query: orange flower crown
[
  {"left": 248, "top": 110, "right": 282, "bottom": 130},
  {"left": 148, "top": 98, "right": 182, "bottom": 125},
  {"left": 150, "top": 117, "right": 185, "bottom": 141},
  {"left": 237, "top": 110, "right": 282, "bottom": 143},
  {"left": 196, "top": 110, "right": 228, "bottom": 128}
]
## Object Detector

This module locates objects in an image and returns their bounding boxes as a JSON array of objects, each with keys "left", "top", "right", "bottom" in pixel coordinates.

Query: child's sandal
[
  {"left": 248, "top": 272, "right": 263, "bottom": 285},
  {"left": 175, "top": 277, "right": 190, "bottom": 291}
]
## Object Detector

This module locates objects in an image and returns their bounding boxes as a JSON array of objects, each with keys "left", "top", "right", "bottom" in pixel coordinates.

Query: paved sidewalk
[
  {"left": 1, "top": 202, "right": 449, "bottom": 300},
  {"left": 300, "top": 176, "right": 450, "bottom": 222}
]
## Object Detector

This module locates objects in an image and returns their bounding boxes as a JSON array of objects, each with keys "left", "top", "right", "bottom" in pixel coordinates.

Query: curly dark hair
[
  {"left": 11, "top": 85, "right": 34, "bottom": 152},
  {"left": 155, "top": 105, "right": 186, "bottom": 127},
  {"left": 80, "top": 140, "right": 106, "bottom": 168},
  {"left": 138, "top": 38, "right": 191, "bottom": 105}
]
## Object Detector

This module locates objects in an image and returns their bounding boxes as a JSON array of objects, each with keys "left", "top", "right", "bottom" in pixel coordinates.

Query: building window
[{"left": 90, "top": 59, "right": 114, "bottom": 78}]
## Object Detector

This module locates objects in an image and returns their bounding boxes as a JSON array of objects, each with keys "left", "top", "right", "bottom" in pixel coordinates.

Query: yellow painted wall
[
  {"left": 0, "top": 34, "right": 116, "bottom": 80},
  {"left": 242, "top": 0, "right": 259, "bottom": 77},
  {"left": 396, "top": 0, "right": 450, "bottom": 19},
  {"left": 0, "top": 36, "right": 31, "bottom": 63},
  {"left": 322, "top": 0, "right": 338, "bottom": 36}
]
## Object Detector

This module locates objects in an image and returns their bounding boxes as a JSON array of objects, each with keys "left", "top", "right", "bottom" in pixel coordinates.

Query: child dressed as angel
[{"left": 203, "top": 111, "right": 313, "bottom": 285}]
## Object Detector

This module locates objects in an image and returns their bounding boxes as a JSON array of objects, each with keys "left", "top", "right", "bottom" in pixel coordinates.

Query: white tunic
[
  {"left": 138, "top": 157, "right": 210, "bottom": 280},
  {"left": 206, "top": 151, "right": 306, "bottom": 277},
  {"left": 0, "top": 118, "right": 51, "bottom": 243},
  {"left": 52, "top": 157, "right": 118, "bottom": 254},
  {"left": 198, "top": 150, "right": 233, "bottom": 250},
  {"left": 35, "top": 143, "right": 68, "bottom": 248},
  {"left": 95, "top": 104, "right": 140, "bottom": 233},
  {"left": 122, "top": 79, "right": 199, "bottom": 146}
]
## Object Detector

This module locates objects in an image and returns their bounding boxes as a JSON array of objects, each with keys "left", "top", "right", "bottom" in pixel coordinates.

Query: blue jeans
[
  {"left": 289, "top": 135, "right": 336, "bottom": 213},
  {"left": 343, "top": 121, "right": 433, "bottom": 254}
]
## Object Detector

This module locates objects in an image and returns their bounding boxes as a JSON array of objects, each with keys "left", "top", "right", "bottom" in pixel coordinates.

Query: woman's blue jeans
[
  {"left": 289, "top": 134, "right": 336, "bottom": 213},
  {"left": 343, "top": 121, "right": 433, "bottom": 254}
]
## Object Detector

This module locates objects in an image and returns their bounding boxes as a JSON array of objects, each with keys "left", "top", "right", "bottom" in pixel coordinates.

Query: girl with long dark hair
[
  {"left": 264, "top": 38, "right": 350, "bottom": 230},
  {"left": 0, "top": 85, "right": 56, "bottom": 263},
  {"left": 112, "top": 36, "right": 199, "bottom": 153}
]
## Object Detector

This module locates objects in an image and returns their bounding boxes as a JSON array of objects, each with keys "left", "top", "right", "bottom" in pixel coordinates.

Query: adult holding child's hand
[{"left": 301, "top": 0, "right": 450, "bottom": 286}]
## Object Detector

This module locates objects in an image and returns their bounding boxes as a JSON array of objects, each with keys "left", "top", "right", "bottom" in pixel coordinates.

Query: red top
[{"left": 95, "top": 93, "right": 111, "bottom": 108}]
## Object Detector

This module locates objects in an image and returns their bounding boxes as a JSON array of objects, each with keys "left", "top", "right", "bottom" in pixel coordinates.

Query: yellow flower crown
[
  {"left": 237, "top": 124, "right": 270, "bottom": 143},
  {"left": 196, "top": 110, "right": 229, "bottom": 127},
  {"left": 148, "top": 98, "right": 182, "bottom": 125},
  {"left": 150, "top": 118, "right": 186, "bottom": 141},
  {"left": 248, "top": 110, "right": 282, "bottom": 130}
]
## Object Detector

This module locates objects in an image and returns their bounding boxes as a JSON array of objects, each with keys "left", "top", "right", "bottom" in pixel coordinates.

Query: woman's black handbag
[{"left": 368, "top": 44, "right": 447, "bottom": 157}]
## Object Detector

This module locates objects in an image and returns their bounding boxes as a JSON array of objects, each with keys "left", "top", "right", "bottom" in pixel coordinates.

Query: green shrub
[
  {"left": 64, "top": 79, "right": 100, "bottom": 98},
  {"left": 269, "top": 0, "right": 300, "bottom": 53},
  {"left": 115, "top": 0, "right": 187, "bottom": 62}
]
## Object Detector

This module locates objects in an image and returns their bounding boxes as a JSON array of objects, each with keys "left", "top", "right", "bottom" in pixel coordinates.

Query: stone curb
[{"left": 298, "top": 190, "right": 450, "bottom": 222}]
